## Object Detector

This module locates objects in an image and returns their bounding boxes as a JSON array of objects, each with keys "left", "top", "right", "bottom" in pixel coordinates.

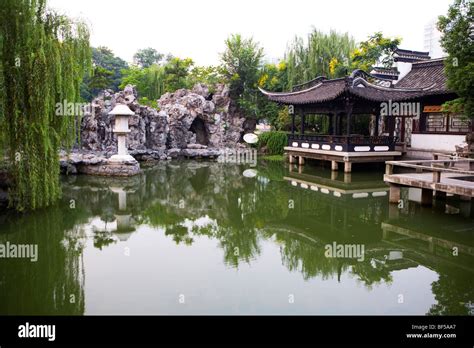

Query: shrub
[{"left": 258, "top": 131, "right": 288, "bottom": 155}]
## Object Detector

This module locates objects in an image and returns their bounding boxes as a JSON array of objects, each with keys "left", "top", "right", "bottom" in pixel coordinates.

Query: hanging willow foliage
[
  {"left": 0, "top": 0, "right": 91, "bottom": 211},
  {"left": 285, "top": 29, "right": 356, "bottom": 89}
]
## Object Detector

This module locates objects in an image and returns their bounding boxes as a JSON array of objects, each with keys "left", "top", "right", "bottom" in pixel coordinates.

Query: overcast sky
[{"left": 49, "top": 0, "right": 453, "bottom": 66}]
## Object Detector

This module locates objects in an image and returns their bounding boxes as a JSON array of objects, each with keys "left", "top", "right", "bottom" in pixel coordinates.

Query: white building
[{"left": 424, "top": 19, "right": 446, "bottom": 59}]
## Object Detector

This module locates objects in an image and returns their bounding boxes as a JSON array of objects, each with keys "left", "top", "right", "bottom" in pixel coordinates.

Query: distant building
[{"left": 424, "top": 19, "right": 446, "bottom": 59}]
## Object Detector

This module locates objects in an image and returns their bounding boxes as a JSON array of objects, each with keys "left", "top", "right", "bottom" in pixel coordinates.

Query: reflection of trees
[
  {"left": 428, "top": 273, "right": 474, "bottom": 315},
  {"left": 3, "top": 160, "right": 472, "bottom": 314},
  {"left": 0, "top": 205, "right": 87, "bottom": 315}
]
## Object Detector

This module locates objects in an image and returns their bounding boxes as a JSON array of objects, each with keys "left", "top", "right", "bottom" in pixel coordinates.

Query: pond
[{"left": 1, "top": 160, "right": 473, "bottom": 315}]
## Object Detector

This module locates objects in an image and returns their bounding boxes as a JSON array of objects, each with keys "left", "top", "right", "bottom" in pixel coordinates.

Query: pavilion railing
[{"left": 287, "top": 134, "right": 397, "bottom": 152}]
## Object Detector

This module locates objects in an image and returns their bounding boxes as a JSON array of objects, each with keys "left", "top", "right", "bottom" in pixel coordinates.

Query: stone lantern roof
[{"left": 109, "top": 103, "right": 135, "bottom": 116}]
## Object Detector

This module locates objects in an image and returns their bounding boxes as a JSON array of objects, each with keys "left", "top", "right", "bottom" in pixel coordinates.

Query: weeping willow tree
[
  {"left": 0, "top": 0, "right": 91, "bottom": 211},
  {"left": 285, "top": 29, "right": 356, "bottom": 88}
]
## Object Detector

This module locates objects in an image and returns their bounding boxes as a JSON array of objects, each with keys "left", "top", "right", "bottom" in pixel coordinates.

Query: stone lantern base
[
  {"left": 108, "top": 154, "right": 138, "bottom": 164},
  {"left": 78, "top": 159, "right": 140, "bottom": 177}
]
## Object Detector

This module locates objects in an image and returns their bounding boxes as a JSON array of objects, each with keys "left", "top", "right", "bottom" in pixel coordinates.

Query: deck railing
[
  {"left": 288, "top": 134, "right": 397, "bottom": 152},
  {"left": 385, "top": 159, "right": 474, "bottom": 184}
]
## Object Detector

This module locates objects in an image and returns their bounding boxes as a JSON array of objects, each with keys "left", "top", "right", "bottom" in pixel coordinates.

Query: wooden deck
[
  {"left": 286, "top": 146, "right": 401, "bottom": 173},
  {"left": 384, "top": 159, "right": 474, "bottom": 205}
]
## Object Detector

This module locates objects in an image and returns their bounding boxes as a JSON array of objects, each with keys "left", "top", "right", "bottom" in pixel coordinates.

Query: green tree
[
  {"left": 163, "top": 57, "right": 194, "bottom": 92},
  {"left": 256, "top": 61, "right": 288, "bottom": 125},
  {"left": 0, "top": 0, "right": 91, "bottom": 211},
  {"left": 187, "top": 65, "right": 223, "bottom": 91},
  {"left": 120, "top": 64, "right": 165, "bottom": 106},
  {"left": 349, "top": 32, "right": 401, "bottom": 71},
  {"left": 133, "top": 47, "right": 164, "bottom": 68},
  {"left": 438, "top": 0, "right": 474, "bottom": 118},
  {"left": 81, "top": 46, "right": 128, "bottom": 100},
  {"left": 88, "top": 66, "right": 114, "bottom": 91},
  {"left": 285, "top": 29, "right": 356, "bottom": 87},
  {"left": 220, "top": 34, "right": 264, "bottom": 116}
]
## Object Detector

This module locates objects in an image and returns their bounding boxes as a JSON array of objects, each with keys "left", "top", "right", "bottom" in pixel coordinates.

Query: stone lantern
[{"left": 109, "top": 103, "right": 136, "bottom": 163}]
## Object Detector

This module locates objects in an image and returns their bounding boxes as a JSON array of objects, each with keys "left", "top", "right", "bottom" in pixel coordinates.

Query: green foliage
[
  {"left": 81, "top": 46, "right": 127, "bottom": 100},
  {"left": 163, "top": 57, "right": 194, "bottom": 92},
  {"left": 274, "top": 106, "right": 291, "bottom": 131},
  {"left": 350, "top": 32, "right": 401, "bottom": 71},
  {"left": 220, "top": 34, "right": 264, "bottom": 116},
  {"left": 0, "top": 0, "right": 91, "bottom": 211},
  {"left": 255, "top": 61, "right": 288, "bottom": 125},
  {"left": 120, "top": 64, "right": 165, "bottom": 102},
  {"left": 87, "top": 66, "right": 114, "bottom": 91},
  {"left": 261, "top": 154, "right": 285, "bottom": 161},
  {"left": 285, "top": 29, "right": 356, "bottom": 87},
  {"left": 438, "top": 0, "right": 474, "bottom": 119},
  {"left": 258, "top": 131, "right": 288, "bottom": 155},
  {"left": 187, "top": 65, "right": 223, "bottom": 91},
  {"left": 133, "top": 47, "right": 164, "bottom": 68}
]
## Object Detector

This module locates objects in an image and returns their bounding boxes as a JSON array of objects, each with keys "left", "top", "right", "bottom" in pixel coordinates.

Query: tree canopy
[
  {"left": 438, "top": 0, "right": 474, "bottom": 118},
  {"left": 133, "top": 47, "right": 164, "bottom": 68},
  {"left": 0, "top": 0, "right": 91, "bottom": 211}
]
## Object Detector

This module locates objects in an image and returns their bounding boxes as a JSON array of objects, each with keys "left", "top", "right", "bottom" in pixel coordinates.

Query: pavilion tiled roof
[
  {"left": 394, "top": 48, "right": 431, "bottom": 63},
  {"left": 259, "top": 59, "right": 451, "bottom": 105},
  {"left": 395, "top": 58, "right": 447, "bottom": 91}
]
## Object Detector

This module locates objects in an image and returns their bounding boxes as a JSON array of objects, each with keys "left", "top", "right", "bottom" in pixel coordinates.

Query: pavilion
[{"left": 259, "top": 54, "right": 470, "bottom": 172}]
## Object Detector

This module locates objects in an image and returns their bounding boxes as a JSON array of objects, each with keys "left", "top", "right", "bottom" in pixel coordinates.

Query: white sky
[{"left": 48, "top": 0, "right": 452, "bottom": 66}]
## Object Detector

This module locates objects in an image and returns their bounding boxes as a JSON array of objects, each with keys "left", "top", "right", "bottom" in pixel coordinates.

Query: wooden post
[
  {"left": 389, "top": 184, "right": 401, "bottom": 204},
  {"left": 344, "top": 161, "right": 352, "bottom": 173},
  {"left": 298, "top": 156, "right": 305, "bottom": 166},
  {"left": 375, "top": 114, "right": 380, "bottom": 136},
  {"left": 344, "top": 173, "right": 352, "bottom": 184},
  {"left": 385, "top": 163, "right": 393, "bottom": 175},
  {"left": 291, "top": 113, "right": 295, "bottom": 135},
  {"left": 389, "top": 204, "right": 399, "bottom": 219},
  {"left": 331, "top": 161, "right": 338, "bottom": 171},
  {"left": 300, "top": 111, "right": 305, "bottom": 135},
  {"left": 433, "top": 171, "right": 441, "bottom": 183},
  {"left": 421, "top": 188, "right": 433, "bottom": 206},
  {"left": 327, "top": 113, "right": 333, "bottom": 135},
  {"left": 289, "top": 155, "right": 295, "bottom": 164},
  {"left": 347, "top": 109, "right": 352, "bottom": 136}
]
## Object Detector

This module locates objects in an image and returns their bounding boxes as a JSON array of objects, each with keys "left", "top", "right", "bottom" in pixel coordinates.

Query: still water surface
[{"left": 1, "top": 160, "right": 473, "bottom": 315}]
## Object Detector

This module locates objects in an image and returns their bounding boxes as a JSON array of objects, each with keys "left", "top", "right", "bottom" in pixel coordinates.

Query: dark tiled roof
[
  {"left": 260, "top": 62, "right": 451, "bottom": 105},
  {"left": 396, "top": 58, "right": 447, "bottom": 92},
  {"left": 371, "top": 66, "right": 400, "bottom": 79},
  {"left": 394, "top": 48, "right": 431, "bottom": 62}
]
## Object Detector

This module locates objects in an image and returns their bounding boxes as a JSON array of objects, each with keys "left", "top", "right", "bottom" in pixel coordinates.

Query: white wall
[
  {"left": 393, "top": 61, "right": 413, "bottom": 83},
  {"left": 411, "top": 134, "right": 466, "bottom": 152}
]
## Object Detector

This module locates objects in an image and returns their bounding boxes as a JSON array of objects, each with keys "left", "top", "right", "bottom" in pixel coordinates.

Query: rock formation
[{"left": 79, "top": 83, "right": 246, "bottom": 162}]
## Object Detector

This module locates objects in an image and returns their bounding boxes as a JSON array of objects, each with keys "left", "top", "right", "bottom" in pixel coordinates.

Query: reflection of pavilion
[
  {"left": 381, "top": 221, "right": 474, "bottom": 273},
  {"left": 285, "top": 170, "right": 389, "bottom": 201},
  {"left": 281, "top": 169, "right": 390, "bottom": 239}
]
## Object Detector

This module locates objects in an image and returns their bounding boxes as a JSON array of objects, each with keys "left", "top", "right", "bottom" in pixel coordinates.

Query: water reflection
[{"left": 0, "top": 160, "right": 473, "bottom": 315}]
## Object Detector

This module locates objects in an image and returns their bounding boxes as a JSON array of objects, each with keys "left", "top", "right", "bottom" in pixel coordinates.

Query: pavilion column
[
  {"left": 330, "top": 113, "right": 336, "bottom": 135},
  {"left": 300, "top": 111, "right": 305, "bottom": 135},
  {"left": 345, "top": 101, "right": 353, "bottom": 136},
  {"left": 328, "top": 114, "right": 335, "bottom": 134},
  {"left": 375, "top": 114, "right": 380, "bottom": 136},
  {"left": 291, "top": 113, "right": 295, "bottom": 134}
]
